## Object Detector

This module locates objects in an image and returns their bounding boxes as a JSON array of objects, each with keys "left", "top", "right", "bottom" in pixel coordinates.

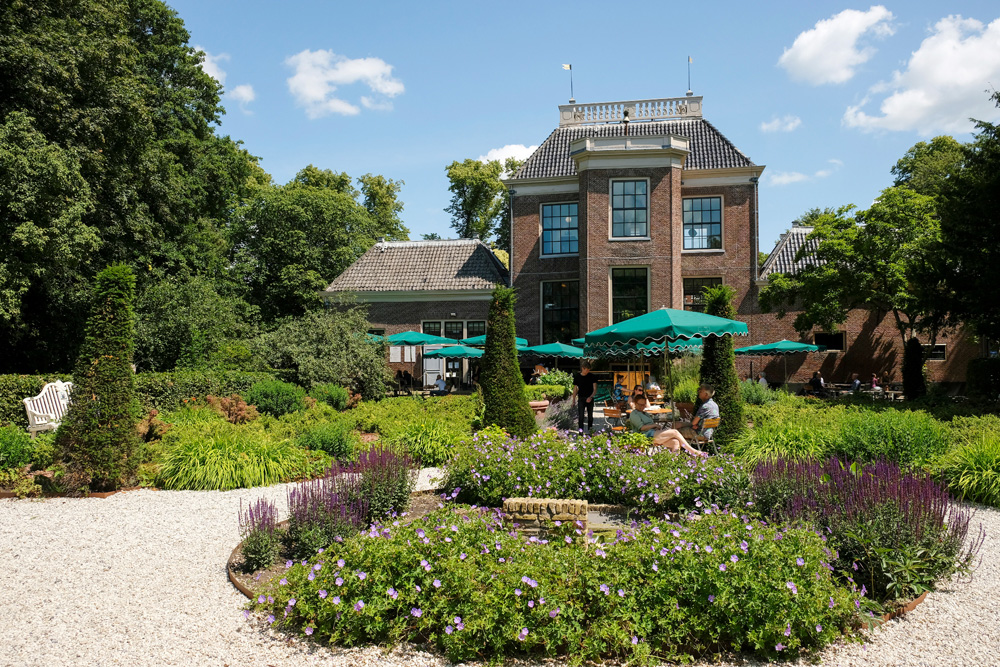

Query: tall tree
[
  {"left": 938, "top": 91, "right": 1000, "bottom": 343},
  {"left": 699, "top": 285, "right": 743, "bottom": 446},
  {"left": 444, "top": 157, "right": 522, "bottom": 244},
  {"left": 891, "top": 135, "right": 965, "bottom": 199},
  {"left": 358, "top": 173, "right": 408, "bottom": 241}
]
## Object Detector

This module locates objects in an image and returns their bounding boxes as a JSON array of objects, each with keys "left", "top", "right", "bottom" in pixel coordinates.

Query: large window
[
  {"left": 541, "top": 281, "right": 579, "bottom": 344},
  {"left": 611, "top": 180, "right": 648, "bottom": 238},
  {"left": 541, "top": 203, "right": 579, "bottom": 255},
  {"left": 611, "top": 268, "right": 648, "bottom": 323},
  {"left": 466, "top": 321, "right": 486, "bottom": 338},
  {"left": 422, "top": 321, "right": 441, "bottom": 337},
  {"left": 444, "top": 321, "right": 464, "bottom": 340},
  {"left": 922, "top": 344, "right": 946, "bottom": 361},
  {"left": 683, "top": 277, "right": 722, "bottom": 312},
  {"left": 683, "top": 197, "right": 722, "bottom": 250},
  {"left": 814, "top": 332, "right": 845, "bottom": 351}
]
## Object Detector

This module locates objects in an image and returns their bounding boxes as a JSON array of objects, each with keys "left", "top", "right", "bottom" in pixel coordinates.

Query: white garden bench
[{"left": 23, "top": 381, "right": 74, "bottom": 438}]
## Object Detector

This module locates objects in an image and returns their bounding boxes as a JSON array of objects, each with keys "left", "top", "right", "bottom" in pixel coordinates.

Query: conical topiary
[
  {"left": 56, "top": 265, "right": 142, "bottom": 493},
  {"left": 903, "top": 337, "right": 927, "bottom": 400},
  {"left": 480, "top": 286, "right": 536, "bottom": 438},
  {"left": 698, "top": 285, "right": 745, "bottom": 447}
]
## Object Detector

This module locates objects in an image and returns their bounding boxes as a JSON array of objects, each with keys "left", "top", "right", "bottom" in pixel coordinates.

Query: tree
[
  {"left": 480, "top": 286, "right": 536, "bottom": 438},
  {"left": 938, "top": 91, "right": 1000, "bottom": 343},
  {"left": 759, "top": 188, "right": 944, "bottom": 347},
  {"left": 358, "top": 173, "right": 408, "bottom": 241},
  {"left": 444, "top": 157, "right": 522, "bottom": 244},
  {"left": 421, "top": 232, "right": 443, "bottom": 240},
  {"left": 56, "top": 265, "right": 142, "bottom": 493},
  {"left": 252, "top": 307, "right": 390, "bottom": 400},
  {"left": 698, "top": 285, "right": 743, "bottom": 446},
  {"left": 892, "top": 135, "right": 965, "bottom": 199}
]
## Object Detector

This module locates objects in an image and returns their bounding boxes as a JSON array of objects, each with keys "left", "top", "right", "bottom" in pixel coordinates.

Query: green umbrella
[
  {"left": 594, "top": 339, "right": 703, "bottom": 357},
  {"left": 571, "top": 337, "right": 585, "bottom": 346},
  {"left": 460, "top": 333, "right": 528, "bottom": 347},
  {"left": 584, "top": 307, "right": 748, "bottom": 352},
  {"left": 423, "top": 345, "right": 484, "bottom": 359},
  {"left": 734, "top": 339, "right": 827, "bottom": 385},
  {"left": 521, "top": 342, "right": 585, "bottom": 359},
  {"left": 386, "top": 330, "right": 457, "bottom": 346}
]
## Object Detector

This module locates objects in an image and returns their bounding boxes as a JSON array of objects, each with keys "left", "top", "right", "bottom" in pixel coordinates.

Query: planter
[{"left": 528, "top": 400, "right": 550, "bottom": 416}]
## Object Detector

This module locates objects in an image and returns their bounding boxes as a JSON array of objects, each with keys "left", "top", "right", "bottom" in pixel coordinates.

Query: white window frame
[
  {"left": 681, "top": 194, "right": 725, "bottom": 253},
  {"left": 539, "top": 201, "right": 580, "bottom": 258},
  {"left": 608, "top": 265, "right": 651, "bottom": 324},
  {"left": 539, "top": 279, "right": 581, "bottom": 344},
  {"left": 608, "top": 177, "right": 651, "bottom": 241}
]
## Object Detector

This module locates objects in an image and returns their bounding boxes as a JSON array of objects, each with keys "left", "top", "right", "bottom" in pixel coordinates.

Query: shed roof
[{"left": 759, "top": 226, "right": 823, "bottom": 279}]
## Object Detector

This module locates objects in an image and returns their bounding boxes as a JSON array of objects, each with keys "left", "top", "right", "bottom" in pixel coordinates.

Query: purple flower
[
  {"left": 786, "top": 581, "right": 798, "bottom": 595},
  {"left": 388, "top": 587, "right": 398, "bottom": 599},
  {"left": 719, "top": 564, "right": 727, "bottom": 572},
  {"left": 336, "top": 577, "right": 344, "bottom": 586},
  {"left": 460, "top": 553, "right": 467, "bottom": 560},
  {"left": 564, "top": 536, "right": 572, "bottom": 544},
  {"left": 708, "top": 595, "right": 715, "bottom": 603},
  {"left": 445, "top": 625, "right": 454, "bottom": 634},
  {"left": 285, "top": 560, "right": 292, "bottom": 568},
  {"left": 796, "top": 557, "right": 805, "bottom": 566},
  {"left": 829, "top": 597, "right": 836, "bottom": 608},
  {"left": 528, "top": 600, "right": 535, "bottom": 608},
  {"left": 775, "top": 643, "right": 785, "bottom": 652},
  {"left": 549, "top": 608, "right": 560, "bottom": 618},
  {"left": 313, "top": 563, "right": 322, "bottom": 571},
  {"left": 257, "top": 595, "right": 265, "bottom": 604},
  {"left": 357, "top": 571, "right": 367, "bottom": 580},
  {"left": 242, "top": 609, "right": 250, "bottom": 620},
  {"left": 784, "top": 624, "right": 791, "bottom": 637},
  {"left": 318, "top": 590, "right": 327, "bottom": 599},
  {"left": 631, "top": 635, "right": 639, "bottom": 645},
  {"left": 652, "top": 563, "right": 659, "bottom": 572},
  {"left": 705, "top": 545, "right": 713, "bottom": 553},
  {"left": 337, "top": 559, "right": 345, "bottom": 567},
  {"left": 333, "top": 595, "right": 341, "bottom": 605},
  {"left": 617, "top": 589, "right": 625, "bottom": 597},
  {"left": 304, "top": 626, "right": 314, "bottom": 635},
  {"left": 600, "top": 584, "right": 610, "bottom": 595},
  {"left": 816, "top": 624, "right": 823, "bottom": 632},
  {"left": 515, "top": 588, "right": 522, "bottom": 596},
  {"left": 307, "top": 572, "right": 315, "bottom": 581},
  {"left": 730, "top": 554, "right": 739, "bottom": 563},
  {"left": 433, "top": 579, "right": 442, "bottom": 588},
  {"left": 288, "top": 598, "right": 296, "bottom": 607},
  {"left": 411, "top": 608, "right": 422, "bottom": 617},
  {"left": 267, "top": 614, "right": 275, "bottom": 624},
  {"left": 518, "top": 627, "right": 528, "bottom": 641},
  {"left": 279, "top": 578, "right": 288, "bottom": 586},
  {"left": 353, "top": 600, "right": 364, "bottom": 611},
  {"left": 416, "top": 529, "right": 425, "bottom": 538}
]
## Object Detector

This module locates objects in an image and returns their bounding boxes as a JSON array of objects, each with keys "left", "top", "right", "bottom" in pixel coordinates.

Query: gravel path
[{"left": 2, "top": 476, "right": 998, "bottom": 667}]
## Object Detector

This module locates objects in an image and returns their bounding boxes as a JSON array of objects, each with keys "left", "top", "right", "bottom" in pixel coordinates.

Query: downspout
[{"left": 508, "top": 187, "right": 515, "bottom": 287}]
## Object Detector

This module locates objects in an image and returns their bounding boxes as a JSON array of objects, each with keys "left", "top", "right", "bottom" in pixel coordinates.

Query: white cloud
[
  {"left": 779, "top": 6, "right": 895, "bottom": 84},
  {"left": 477, "top": 144, "right": 539, "bottom": 163},
  {"left": 196, "top": 46, "right": 229, "bottom": 85},
  {"left": 760, "top": 115, "right": 802, "bottom": 133},
  {"left": 285, "top": 50, "right": 404, "bottom": 118},
  {"left": 843, "top": 15, "right": 1000, "bottom": 134},
  {"left": 767, "top": 159, "right": 842, "bottom": 186},
  {"left": 230, "top": 84, "right": 255, "bottom": 113}
]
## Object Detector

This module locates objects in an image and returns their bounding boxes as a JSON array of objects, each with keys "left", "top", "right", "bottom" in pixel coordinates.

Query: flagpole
[{"left": 563, "top": 64, "right": 574, "bottom": 103}]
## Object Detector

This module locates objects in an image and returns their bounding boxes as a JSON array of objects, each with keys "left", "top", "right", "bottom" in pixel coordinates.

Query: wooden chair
[
  {"left": 603, "top": 405, "right": 628, "bottom": 434},
  {"left": 689, "top": 417, "right": 721, "bottom": 454},
  {"left": 23, "top": 381, "right": 74, "bottom": 438}
]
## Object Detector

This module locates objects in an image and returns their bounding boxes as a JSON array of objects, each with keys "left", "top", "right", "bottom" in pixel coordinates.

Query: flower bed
[{"left": 249, "top": 505, "right": 861, "bottom": 664}]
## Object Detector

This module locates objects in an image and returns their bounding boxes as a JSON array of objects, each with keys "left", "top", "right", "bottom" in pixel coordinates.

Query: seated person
[
  {"left": 808, "top": 371, "right": 827, "bottom": 397},
  {"left": 678, "top": 384, "right": 719, "bottom": 442},
  {"left": 652, "top": 424, "right": 708, "bottom": 457},
  {"left": 429, "top": 374, "right": 448, "bottom": 396},
  {"left": 757, "top": 371, "right": 768, "bottom": 387},
  {"left": 612, "top": 374, "right": 627, "bottom": 404},
  {"left": 643, "top": 374, "right": 660, "bottom": 392},
  {"left": 628, "top": 384, "right": 645, "bottom": 409},
  {"left": 849, "top": 372, "right": 862, "bottom": 392},
  {"left": 402, "top": 370, "right": 413, "bottom": 388},
  {"left": 628, "top": 395, "right": 660, "bottom": 438}
]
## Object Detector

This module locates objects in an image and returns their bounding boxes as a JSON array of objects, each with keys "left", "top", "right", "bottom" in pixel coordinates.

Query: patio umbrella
[
  {"left": 521, "top": 342, "right": 584, "bottom": 358},
  {"left": 386, "top": 330, "right": 457, "bottom": 346},
  {"left": 423, "top": 345, "right": 484, "bottom": 359},
  {"left": 460, "top": 333, "right": 529, "bottom": 347},
  {"left": 734, "top": 339, "right": 826, "bottom": 384}
]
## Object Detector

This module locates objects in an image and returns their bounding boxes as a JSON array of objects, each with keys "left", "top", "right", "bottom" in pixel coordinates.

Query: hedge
[{"left": 0, "top": 370, "right": 275, "bottom": 427}]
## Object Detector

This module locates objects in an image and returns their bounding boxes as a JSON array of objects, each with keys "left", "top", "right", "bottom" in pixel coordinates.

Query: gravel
[{"left": 2, "top": 476, "right": 998, "bottom": 667}]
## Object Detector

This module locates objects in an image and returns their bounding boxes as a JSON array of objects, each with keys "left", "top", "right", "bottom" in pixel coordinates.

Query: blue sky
[{"left": 170, "top": 0, "right": 1000, "bottom": 250}]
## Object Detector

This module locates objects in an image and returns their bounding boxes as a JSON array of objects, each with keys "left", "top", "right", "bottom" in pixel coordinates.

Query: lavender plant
[
  {"left": 286, "top": 466, "right": 370, "bottom": 559},
  {"left": 239, "top": 498, "right": 280, "bottom": 572},
  {"left": 357, "top": 445, "right": 416, "bottom": 519},
  {"left": 753, "top": 457, "right": 983, "bottom": 605}
]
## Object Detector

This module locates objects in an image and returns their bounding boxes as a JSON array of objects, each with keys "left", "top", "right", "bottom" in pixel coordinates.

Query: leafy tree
[
  {"left": 444, "top": 157, "right": 522, "bottom": 244},
  {"left": 421, "top": 232, "right": 443, "bottom": 240},
  {"left": 892, "top": 135, "right": 965, "bottom": 199},
  {"left": 252, "top": 307, "right": 390, "bottom": 401},
  {"left": 792, "top": 207, "right": 837, "bottom": 226},
  {"left": 938, "top": 91, "right": 1000, "bottom": 342},
  {"left": 56, "top": 265, "right": 142, "bottom": 493},
  {"left": 480, "top": 287, "right": 536, "bottom": 438},
  {"left": 759, "top": 188, "right": 944, "bottom": 347},
  {"left": 698, "top": 285, "right": 743, "bottom": 446},
  {"left": 359, "top": 173, "right": 408, "bottom": 241},
  {"left": 229, "top": 166, "right": 403, "bottom": 321}
]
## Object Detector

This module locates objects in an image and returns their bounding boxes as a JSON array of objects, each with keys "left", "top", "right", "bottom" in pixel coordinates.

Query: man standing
[{"left": 572, "top": 361, "right": 598, "bottom": 432}]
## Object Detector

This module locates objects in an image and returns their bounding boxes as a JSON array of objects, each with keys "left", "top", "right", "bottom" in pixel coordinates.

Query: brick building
[
  {"left": 323, "top": 238, "right": 508, "bottom": 385},
  {"left": 505, "top": 96, "right": 975, "bottom": 385}
]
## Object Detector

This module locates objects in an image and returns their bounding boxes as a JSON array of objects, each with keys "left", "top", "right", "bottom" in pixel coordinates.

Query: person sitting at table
[
  {"left": 529, "top": 364, "right": 548, "bottom": 384},
  {"left": 871, "top": 373, "right": 881, "bottom": 391},
  {"left": 678, "top": 384, "right": 719, "bottom": 442},
  {"left": 628, "top": 385, "right": 646, "bottom": 409},
  {"left": 628, "top": 395, "right": 660, "bottom": 438},
  {"left": 652, "top": 421, "right": 708, "bottom": 457},
  {"left": 612, "top": 374, "right": 627, "bottom": 403},
  {"left": 757, "top": 371, "right": 768, "bottom": 387},
  {"left": 850, "top": 372, "right": 862, "bottom": 392},
  {"left": 643, "top": 374, "right": 660, "bottom": 392},
  {"left": 430, "top": 374, "right": 448, "bottom": 396},
  {"left": 808, "top": 371, "right": 827, "bottom": 397}
]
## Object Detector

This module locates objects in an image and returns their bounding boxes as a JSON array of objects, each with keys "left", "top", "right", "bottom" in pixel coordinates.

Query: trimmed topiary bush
[
  {"left": 311, "top": 383, "right": 350, "bottom": 411},
  {"left": 699, "top": 285, "right": 744, "bottom": 446},
  {"left": 903, "top": 337, "right": 927, "bottom": 400},
  {"left": 480, "top": 287, "right": 536, "bottom": 438},
  {"left": 56, "top": 265, "right": 142, "bottom": 493},
  {"left": 524, "top": 384, "right": 569, "bottom": 402},
  {"left": 246, "top": 379, "right": 306, "bottom": 417}
]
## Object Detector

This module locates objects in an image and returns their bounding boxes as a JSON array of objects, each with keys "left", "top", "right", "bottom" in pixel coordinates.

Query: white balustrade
[{"left": 558, "top": 96, "right": 703, "bottom": 127}]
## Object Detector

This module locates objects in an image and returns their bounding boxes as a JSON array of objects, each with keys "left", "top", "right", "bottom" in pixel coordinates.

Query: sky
[{"left": 168, "top": 0, "right": 1000, "bottom": 251}]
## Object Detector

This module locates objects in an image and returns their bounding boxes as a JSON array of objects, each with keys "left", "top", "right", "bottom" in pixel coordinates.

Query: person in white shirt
[
  {"left": 757, "top": 372, "right": 768, "bottom": 387},
  {"left": 430, "top": 374, "right": 448, "bottom": 396},
  {"left": 643, "top": 374, "right": 660, "bottom": 392}
]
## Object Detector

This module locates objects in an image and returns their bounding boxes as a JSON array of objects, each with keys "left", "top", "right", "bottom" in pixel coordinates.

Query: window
[
  {"left": 683, "top": 197, "right": 722, "bottom": 250},
  {"left": 814, "top": 332, "right": 845, "bottom": 351},
  {"left": 682, "top": 277, "right": 723, "bottom": 312},
  {"left": 541, "top": 203, "right": 579, "bottom": 255},
  {"left": 611, "top": 180, "right": 648, "bottom": 238},
  {"left": 389, "top": 346, "right": 415, "bottom": 362},
  {"left": 923, "top": 344, "right": 946, "bottom": 361},
  {"left": 611, "top": 268, "right": 648, "bottom": 323},
  {"left": 367, "top": 328, "right": 385, "bottom": 336},
  {"left": 541, "top": 281, "right": 580, "bottom": 344},
  {"left": 422, "top": 321, "right": 441, "bottom": 337},
  {"left": 444, "top": 321, "right": 464, "bottom": 340},
  {"left": 466, "top": 321, "right": 486, "bottom": 338}
]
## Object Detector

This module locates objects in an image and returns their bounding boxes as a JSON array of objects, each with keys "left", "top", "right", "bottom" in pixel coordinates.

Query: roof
[
  {"left": 759, "top": 226, "right": 823, "bottom": 279},
  {"left": 324, "top": 238, "right": 509, "bottom": 293},
  {"left": 510, "top": 118, "right": 756, "bottom": 180}
]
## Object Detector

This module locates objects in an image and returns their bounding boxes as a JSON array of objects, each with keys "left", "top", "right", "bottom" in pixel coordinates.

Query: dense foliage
[
  {"left": 296, "top": 422, "right": 358, "bottom": 460},
  {"left": 251, "top": 505, "right": 860, "bottom": 664},
  {"left": 0, "top": 424, "right": 33, "bottom": 470},
  {"left": 311, "top": 384, "right": 350, "bottom": 411},
  {"left": 246, "top": 379, "right": 306, "bottom": 417},
  {"left": 699, "top": 285, "right": 744, "bottom": 445},
  {"left": 480, "top": 287, "right": 536, "bottom": 438},
  {"left": 56, "top": 265, "right": 142, "bottom": 492},
  {"left": 966, "top": 358, "right": 1000, "bottom": 401}
]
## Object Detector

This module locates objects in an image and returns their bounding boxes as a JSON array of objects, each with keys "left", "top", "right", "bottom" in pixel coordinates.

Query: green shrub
[
  {"left": 246, "top": 379, "right": 306, "bottom": 417},
  {"left": 311, "top": 383, "right": 350, "bottom": 411},
  {"left": 56, "top": 265, "right": 142, "bottom": 493},
  {"left": 30, "top": 431, "right": 57, "bottom": 469},
  {"left": 933, "top": 434, "right": 1000, "bottom": 506},
  {"left": 351, "top": 395, "right": 477, "bottom": 438},
  {"left": 672, "top": 377, "right": 700, "bottom": 404},
  {"left": 728, "top": 421, "right": 833, "bottom": 466},
  {"left": 157, "top": 424, "right": 307, "bottom": 491},
  {"left": 834, "top": 409, "right": 948, "bottom": 465},
  {"left": 297, "top": 422, "right": 357, "bottom": 460},
  {"left": 542, "top": 369, "right": 573, "bottom": 393},
  {"left": 251, "top": 507, "right": 859, "bottom": 664},
  {"left": 966, "top": 358, "right": 1000, "bottom": 401},
  {"left": 0, "top": 424, "right": 33, "bottom": 470},
  {"left": 739, "top": 379, "right": 778, "bottom": 405},
  {"left": 135, "top": 370, "right": 276, "bottom": 411},
  {"left": 387, "top": 421, "right": 458, "bottom": 467},
  {"left": 357, "top": 445, "right": 416, "bottom": 519},
  {"left": 524, "top": 384, "right": 569, "bottom": 402},
  {"left": 699, "top": 285, "right": 744, "bottom": 446},
  {"left": 480, "top": 287, "right": 536, "bottom": 438}
]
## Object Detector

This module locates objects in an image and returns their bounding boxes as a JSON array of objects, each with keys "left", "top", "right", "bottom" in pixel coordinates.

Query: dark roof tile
[{"left": 759, "top": 226, "right": 823, "bottom": 279}]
